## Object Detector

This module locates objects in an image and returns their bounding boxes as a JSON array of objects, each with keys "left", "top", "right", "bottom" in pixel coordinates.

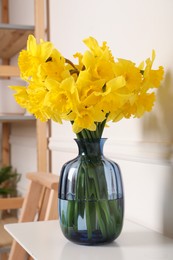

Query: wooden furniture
[
  {"left": 0, "top": 0, "right": 49, "bottom": 171},
  {"left": 0, "top": 172, "right": 59, "bottom": 260},
  {"left": 5, "top": 219, "right": 173, "bottom": 260},
  {"left": 0, "top": 197, "right": 24, "bottom": 260}
]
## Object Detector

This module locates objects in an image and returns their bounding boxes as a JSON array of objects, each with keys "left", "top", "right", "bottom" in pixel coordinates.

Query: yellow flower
[
  {"left": 72, "top": 105, "right": 104, "bottom": 133},
  {"left": 96, "top": 76, "right": 130, "bottom": 123},
  {"left": 118, "top": 92, "right": 156, "bottom": 119},
  {"left": 76, "top": 71, "right": 105, "bottom": 105},
  {"left": 10, "top": 86, "right": 28, "bottom": 108},
  {"left": 41, "top": 49, "right": 70, "bottom": 82},
  {"left": 114, "top": 59, "right": 142, "bottom": 92},
  {"left": 83, "top": 37, "right": 114, "bottom": 62},
  {"left": 40, "top": 77, "right": 77, "bottom": 123},
  {"left": 142, "top": 50, "right": 164, "bottom": 90},
  {"left": 26, "top": 82, "right": 50, "bottom": 121},
  {"left": 18, "top": 35, "right": 54, "bottom": 80},
  {"left": 82, "top": 37, "right": 115, "bottom": 81}
]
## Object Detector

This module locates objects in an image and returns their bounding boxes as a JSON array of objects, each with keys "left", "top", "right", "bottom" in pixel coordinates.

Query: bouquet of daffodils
[
  {"left": 10, "top": 36, "right": 164, "bottom": 243},
  {"left": 10, "top": 35, "right": 164, "bottom": 139}
]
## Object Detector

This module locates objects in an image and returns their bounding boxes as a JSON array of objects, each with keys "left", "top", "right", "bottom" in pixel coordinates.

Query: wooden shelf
[
  {"left": 0, "top": 23, "right": 34, "bottom": 59},
  {"left": 0, "top": 65, "right": 19, "bottom": 77},
  {"left": 0, "top": 0, "right": 49, "bottom": 172},
  {"left": 0, "top": 114, "right": 35, "bottom": 123}
]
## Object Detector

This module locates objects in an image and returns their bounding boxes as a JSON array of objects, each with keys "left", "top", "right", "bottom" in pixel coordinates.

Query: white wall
[
  {"left": 49, "top": 0, "right": 173, "bottom": 238},
  {"left": 10, "top": 122, "right": 37, "bottom": 194},
  {"left": 9, "top": 0, "right": 34, "bottom": 25}
]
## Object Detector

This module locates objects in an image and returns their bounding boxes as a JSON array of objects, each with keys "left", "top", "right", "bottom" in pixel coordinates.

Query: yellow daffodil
[
  {"left": 83, "top": 37, "right": 114, "bottom": 62},
  {"left": 142, "top": 50, "right": 164, "bottom": 91},
  {"left": 18, "top": 35, "right": 54, "bottom": 80},
  {"left": 82, "top": 37, "right": 115, "bottom": 81},
  {"left": 114, "top": 59, "right": 142, "bottom": 92},
  {"left": 72, "top": 106, "right": 99, "bottom": 133},
  {"left": 10, "top": 85, "right": 28, "bottom": 108}
]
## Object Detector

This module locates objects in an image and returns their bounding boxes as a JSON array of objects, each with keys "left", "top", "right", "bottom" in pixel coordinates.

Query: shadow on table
[{"left": 59, "top": 240, "right": 123, "bottom": 260}]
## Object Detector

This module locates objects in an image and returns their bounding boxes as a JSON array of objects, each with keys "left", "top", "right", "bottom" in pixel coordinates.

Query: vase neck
[{"left": 75, "top": 138, "right": 106, "bottom": 157}]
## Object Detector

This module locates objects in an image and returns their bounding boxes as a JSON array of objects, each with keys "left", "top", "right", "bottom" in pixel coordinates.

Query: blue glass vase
[{"left": 58, "top": 138, "right": 124, "bottom": 245}]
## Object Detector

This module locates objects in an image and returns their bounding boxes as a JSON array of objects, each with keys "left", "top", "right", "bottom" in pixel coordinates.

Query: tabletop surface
[{"left": 5, "top": 219, "right": 173, "bottom": 260}]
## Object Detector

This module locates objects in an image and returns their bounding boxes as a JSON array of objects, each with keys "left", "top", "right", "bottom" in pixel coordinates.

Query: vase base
[{"left": 61, "top": 228, "right": 121, "bottom": 246}]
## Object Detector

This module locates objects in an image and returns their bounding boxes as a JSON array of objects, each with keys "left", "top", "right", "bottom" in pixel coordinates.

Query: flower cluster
[{"left": 10, "top": 35, "right": 164, "bottom": 136}]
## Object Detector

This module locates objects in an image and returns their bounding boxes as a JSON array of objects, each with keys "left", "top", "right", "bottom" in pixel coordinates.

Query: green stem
[
  {"left": 85, "top": 172, "right": 92, "bottom": 239},
  {"left": 72, "top": 118, "right": 116, "bottom": 240},
  {"left": 65, "top": 58, "right": 79, "bottom": 72}
]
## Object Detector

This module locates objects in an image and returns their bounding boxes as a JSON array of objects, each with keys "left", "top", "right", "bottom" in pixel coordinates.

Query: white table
[{"left": 5, "top": 220, "right": 173, "bottom": 260}]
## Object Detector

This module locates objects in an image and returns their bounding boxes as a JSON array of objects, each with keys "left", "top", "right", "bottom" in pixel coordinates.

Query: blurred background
[{"left": 0, "top": 0, "right": 173, "bottom": 238}]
